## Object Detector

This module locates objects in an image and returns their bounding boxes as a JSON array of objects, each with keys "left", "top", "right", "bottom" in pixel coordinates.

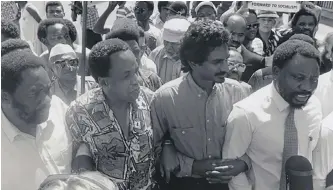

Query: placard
[{"left": 249, "top": 1, "right": 300, "bottom": 13}]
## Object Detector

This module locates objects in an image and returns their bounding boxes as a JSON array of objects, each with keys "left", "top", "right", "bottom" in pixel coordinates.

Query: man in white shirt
[
  {"left": 1, "top": 39, "right": 72, "bottom": 190},
  {"left": 223, "top": 39, "right": 322, "bottom": 190}
]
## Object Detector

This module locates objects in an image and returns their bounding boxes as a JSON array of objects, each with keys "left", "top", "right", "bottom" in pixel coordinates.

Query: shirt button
[
  {"left": 198, "top": 94, "right": 201, "bottom": 98},
  {"left": 208, "top": 138, "right": 211, "bottom": 141},
  {"left": 207, "top": 120, "right": 210, "bottom": 123},
  {"left": 208, "top": 155, "right": 212, "bottom": 158},
  {"left": 182, "top": 131, "right": 185, "bottom": 134}
]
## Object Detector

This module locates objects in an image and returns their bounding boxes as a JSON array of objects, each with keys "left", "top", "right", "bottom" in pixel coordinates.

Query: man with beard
[
  {"left": 152, "top": 20, "right": 250, "bottom": 190},
  {"left": 276, "top": 7, "right": 318, "bottom": 47},
  {"left": 1, "top": 39, "right": 72, "bottom": 190},
  {"left": 223, "top": 39, "right": 322, "bottom": 190},
  {"left": 105, "top": 18, "right": 162, "bottom": 92},
  {"left": 223, "top": 13, "right": 265, "bottom": 82},
  {"left": 227, "top": 48, "right": 252, "bottom": 96},
  {"left": 149, "top": 17, "right": 191, "bottom": 84}
]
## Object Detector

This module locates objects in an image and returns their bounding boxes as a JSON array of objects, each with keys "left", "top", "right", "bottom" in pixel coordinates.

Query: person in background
[
  {"left": 276, "top": 6, "right": 318, "bottom": 47},
  {"left": 190, "top": 1, "right": 202, "bottom": 20},
  {"left": 65, "top": 38, "right": 155, "bottom": 190},
  {"left": 48, "top": 44, "right": 97, "bottom": 105},
  {"left": 138, "top": 26, "right": 157, "bottom": 73},
  {"left": 116, "top": 1, "right": 136, "bottom": 20},
  {"left": 164, "top": 1, "right": 188, "bottom": 21},
  {"left": 105, "top": 18, "right": 162, "bottom": 92},
  {"left": 1, "top": 19, "right": 20, "bottom": 42},
  {"left": 314, "top": 33, "right": 333, "bottom": 119},
  {"left": 134, "top": 1, "right": 162, "bottom": 51},
  {"left": 255, "top": 10, "right": 280, "bottom": 56},
  {"left": 195, "top": 1, "right": 217, "bottom": 21},
  {"left": 227, "top": 48, "right": 252, "bottom": 96},
  {"left": 318, "top": 32, "right": 333, "bottom": 74},
  {"left": 18, "top": 1, "right": 43, "bottom": 55},
  {"left": 71, "top": 1, "right": 102, "bottom": 49},
  {"left": 313, "top": 111, "right": 333, "bottom": 190},
  {"left": 223, "top": 39, "right": 322, "bottom": 190},
  {"left": 223, "top": 13, "right": 265, "bottom": 82},
  {"left": 240, "top": 10, "right": 264, "bottom": 56},
  {"left": 151, "top": 20, "right": 250, "bottom": 190},
  {"left": 152, "top": 1, "right": 171, "bottom": 30},
  {"left": 45, "top": 1, "right": 65, "bottom": 19},
  {"left": 38, "top": 18, "right": 91, "bottom": 77},
  {"left": 248, "top": 33, "right": 317, "bottom": 92},
  {"left": 1, "top": 39, "right": 72, "bottom": 190},
  {"left": 149, "top": 17, "right": 191, "bottom": 84}
]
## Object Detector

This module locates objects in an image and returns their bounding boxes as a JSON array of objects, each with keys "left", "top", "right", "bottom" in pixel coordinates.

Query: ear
[
  {"left": 1, "top": 91, "right": 12, "bottom": 106},
  {"left": 188, "top": 61, "right": 198, "bottom": 71},
  {"left": 272, "top": 66, "right": 280, "bottom": 81}
]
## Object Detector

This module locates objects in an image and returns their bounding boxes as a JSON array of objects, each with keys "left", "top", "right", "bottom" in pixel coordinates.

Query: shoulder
[
  {"left": 140, "top": 86, "right": 154, "bottom": 104},
  {"left": 154, "top": 76, "right": 185, "bottom": 96},
  {"left": 149, "top": 45, "right": 164, "bottom": 59},
  {"left": 222, "top": 78, "right": 245, "bottom": 91}
]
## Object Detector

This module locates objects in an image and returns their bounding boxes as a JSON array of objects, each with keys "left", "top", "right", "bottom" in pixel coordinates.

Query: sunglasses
[
  {"left": 246, "top": 23, "right": 259, "bottom": 30},
  {"left": 134, "top": 7, "right": 147, "bottom": 14}
]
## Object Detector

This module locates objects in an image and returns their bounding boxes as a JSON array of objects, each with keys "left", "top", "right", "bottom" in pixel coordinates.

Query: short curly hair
[
  {"left": 289, "top": 33, "right": 315, "bottom": 46},
  {"left": 62, "top": 19, "right": 77, "bottom": 43},
  {"left": 2, "top": 39, "right": 46, "bottom": 94},
  {"left": 89, "top": 38, "right": 130, "bottom": 82},
  {"left": 180, "top": 19, "right": 230, "bottom": 72},
  {"left": 37, "top": 18, "right": 68, "bottom": 45},
  {"left": 45, "top": 1, "right": 64, "bottom": 12},
  {"left": 136, "top": 1, "right": 154, "bottom": 11},
  {"left": 105, "top": 18, "right": 140, "bottom": 43},
  {"left": 1, "top": 20, "right": 20, "bottom": 40},
  {"left": 273, "top": 39, "right": 320, "bottom": 69}
]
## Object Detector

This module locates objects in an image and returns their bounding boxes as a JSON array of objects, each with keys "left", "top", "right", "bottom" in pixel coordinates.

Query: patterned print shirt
[
  {"left": 65, "top": 87, "right": 155, "bottom": 190},
  {"left": 256, "top": 30, "right": 280, "bottom": 56}
]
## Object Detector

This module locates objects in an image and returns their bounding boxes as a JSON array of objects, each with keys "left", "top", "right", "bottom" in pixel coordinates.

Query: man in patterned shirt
[{"left": 66, "top": 39, "right": 155, "bottom": 190}]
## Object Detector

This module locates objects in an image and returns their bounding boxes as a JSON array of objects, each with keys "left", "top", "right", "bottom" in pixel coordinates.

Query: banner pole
[{"left": 80, "top": 1, "right": 87, "bottom": 95}]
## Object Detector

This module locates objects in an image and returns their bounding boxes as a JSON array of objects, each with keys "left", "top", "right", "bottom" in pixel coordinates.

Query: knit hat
[
  {"left": 195, "top": 1, "right": 217, "bottom": 14},
  {"left": 49, "top": 44, "right": 77, "bottom": 64},
  {"left": 163, "top": 18, "right": 191, "bottom": 43},
  {"left": 257, "top": 10, "right": 279, "bottom": 18},
  {"left": 165, "top": 1, "right": 188, "bottom": 17}
]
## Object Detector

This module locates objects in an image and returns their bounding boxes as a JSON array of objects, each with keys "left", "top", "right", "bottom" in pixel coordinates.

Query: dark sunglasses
[
  {"left": 246, "top": 23, "right": 259, "bottom": 30},
  {"left": 134, "top": 7, "right": 147, "bottom": 14}
]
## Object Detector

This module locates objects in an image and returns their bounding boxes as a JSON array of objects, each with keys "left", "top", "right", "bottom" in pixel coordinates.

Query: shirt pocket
[{"left": 170, "top": 127, "right": 199, "bottom": 153}]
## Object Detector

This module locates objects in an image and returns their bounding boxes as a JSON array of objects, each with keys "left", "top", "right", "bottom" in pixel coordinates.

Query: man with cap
[
  {"left": 253, "top": 10, "right": 280, "bottom": 57},
  {"left": 48, "top": 44, "right": 97, "bottom": 105},
  {"left": 149, "top": 17, "right": 191, "bottom": 84},
  {"left": 195, "top": 1, "right": 217, "bottom": 21},
  {"left": 2, "top": 39, "right": 72, "bottom": 190},
  {"left": 164, "top": 1, "right": 188, "bottom": 21}
]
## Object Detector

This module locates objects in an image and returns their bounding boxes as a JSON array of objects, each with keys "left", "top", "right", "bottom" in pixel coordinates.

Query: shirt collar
[
  {"left": 270, "top": 83, "right": 290, "bottom": 112},
  {"left": 1, "top": 109, "right": 22, "bottom": 142},
  {"left": 187, "top": 73, "right": 218, "bottom": 97}
]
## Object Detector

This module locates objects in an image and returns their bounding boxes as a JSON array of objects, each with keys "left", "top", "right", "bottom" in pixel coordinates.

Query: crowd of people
[{"left": 1, "top": 1, "right": 333, "bottom": 190}]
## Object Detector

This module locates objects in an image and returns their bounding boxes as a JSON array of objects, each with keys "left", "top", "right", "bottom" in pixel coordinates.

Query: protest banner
[{"left": 249, "top": 1, "right": 301, "bottom": 13}]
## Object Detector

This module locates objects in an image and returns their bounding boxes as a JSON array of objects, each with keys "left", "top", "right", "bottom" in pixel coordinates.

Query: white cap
[
  {"left": 162, "top": 18, "right": 191, "bottom": 43},
  {"left": 49, "top": 43, "right": 77, "bottom": 63}
]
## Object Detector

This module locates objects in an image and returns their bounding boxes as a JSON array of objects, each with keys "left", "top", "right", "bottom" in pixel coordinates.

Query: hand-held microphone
[{"left": 285, "top": 155, "right": 313, "bottom": 190}]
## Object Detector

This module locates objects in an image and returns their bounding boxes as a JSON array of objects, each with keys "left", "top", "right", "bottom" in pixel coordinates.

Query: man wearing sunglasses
[
  {"left": 49, "top": 43, "right": 96, "bottom": 105},
  {"left": 227, "top": 48, "right": 252, "bottom": 96}
]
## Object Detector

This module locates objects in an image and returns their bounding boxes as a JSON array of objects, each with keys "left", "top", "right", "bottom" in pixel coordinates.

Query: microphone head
[{"left": 285, "top": 155, "right": 312, "bottom": 172}]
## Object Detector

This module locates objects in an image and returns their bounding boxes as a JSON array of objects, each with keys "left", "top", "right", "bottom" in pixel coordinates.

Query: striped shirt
[{"left": 116, "top": 6, "right": 135, "bottom": 20}]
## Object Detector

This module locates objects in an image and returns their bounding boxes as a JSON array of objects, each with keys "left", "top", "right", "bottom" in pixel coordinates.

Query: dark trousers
[
  {"left": 86, "top": 29, "right": 102, "bottom": 49},
  {"left": 157, "top": 174, "right": 229, "bottom": 190}
]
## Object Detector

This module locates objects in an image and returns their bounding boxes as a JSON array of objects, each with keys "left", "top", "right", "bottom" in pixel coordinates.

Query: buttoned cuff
[{"left": 175, "top": 152, "right": 194, "bottom": 177}]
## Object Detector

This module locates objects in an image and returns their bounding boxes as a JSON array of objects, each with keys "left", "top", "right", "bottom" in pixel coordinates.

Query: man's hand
[
  {"left": 206, "top": 159, "right": 248, "bottom": 184},
  {"left": 192, "top": 159, "right": 221, "bottom": 177},
  {"left": 160, "top": 143, "right": 180, "bottom": 183}
]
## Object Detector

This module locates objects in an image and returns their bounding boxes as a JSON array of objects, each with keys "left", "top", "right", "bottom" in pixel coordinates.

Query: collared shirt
[
  {"left": 152, "top": 13, "right": 164, "bottom": 30},
  {"left": 313, "top": 111, "right": 333, "bottom": 190},
  {"left": 314, "top": 69, "right": 333, "bottom": 118},
  {"left": 151, "top": 73, "right": 246, "bottom": 177},
  {"left": 81, "top": 6, "right": 99, "bottom": 30},
  {"left": 223, "top": 83, "right": 322, "bottom": 190},
  {"left": 1, "top": 96, "right": 72, "bottom": 190},
  {"left": 149, "top": 46, "right": 183, "bottom": 84},
  {"left": 66, "top": 87, "right": 155, "bottom": 190}
]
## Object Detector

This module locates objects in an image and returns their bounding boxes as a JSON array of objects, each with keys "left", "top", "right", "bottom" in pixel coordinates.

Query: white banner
[{"left": 249, "top": 1, "right": 301, "bottom": 13}]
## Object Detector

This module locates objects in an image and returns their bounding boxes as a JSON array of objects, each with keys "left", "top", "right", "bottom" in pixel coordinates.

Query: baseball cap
[{"left": 257, "top": 10, "right": 279, "bottom": 18}]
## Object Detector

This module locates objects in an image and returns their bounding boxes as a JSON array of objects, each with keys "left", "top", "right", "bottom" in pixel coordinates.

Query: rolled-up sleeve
[{"left": 223, "top": 106, "right": 253, "bottom": 190}]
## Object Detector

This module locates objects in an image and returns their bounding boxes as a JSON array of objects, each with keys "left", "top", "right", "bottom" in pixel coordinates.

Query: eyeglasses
[
  {"left": 54, "top": 59, "right": 79, "bottom": 69},
  {"left": 228, "top": 61, "right": 246, "bottom": 72},
  {"left": 246, "top": 23, "right": 259, "bottom": 30}
]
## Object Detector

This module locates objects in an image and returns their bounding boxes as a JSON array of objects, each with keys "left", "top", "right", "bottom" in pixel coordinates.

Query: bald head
[{"left": 225, "top": 14, "right": 247, "bottom": 48}]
